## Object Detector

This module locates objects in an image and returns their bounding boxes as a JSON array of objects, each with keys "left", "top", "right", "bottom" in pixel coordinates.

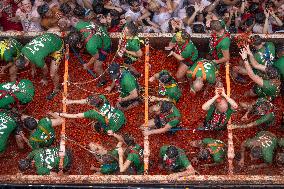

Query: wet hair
[
  {"left": 73, "top": 4, "right": 86, "bottom": 18},
  {"left": 160, "top": 101, "right": 173, "bottom": 114},
  {"left": 210, "top": 20, "right": 223, "bottom": 32},
  {"left": 111, "top": 18, "right": 120, "bottom": 28},
  {"left": 159, "top": 72, "right": 172, "bottom": 84},
  {"left": 125, "top": 21, "right": 139, "bottom": 36},
  {"left": 37, "top": 3, "right": 49, "bottom": 17},
  {"left": 193, "top": 24, "right": 205, "bottom": 33},
  {"left": 245, "top": 17, "right": 255, "bottom": 27},
  {"left": 249, "top": 3, "right": 259, "bottom": 13},
  {"left": 15, "top": 55, "right": 27, "bottom": 69},
  {"left": 186, "top": 6, "right": 195, "bottom": 17},
  {"left": 251, "top": 35, "right": 262, "bottom": 46},
  {"left": 255, "top": 12, "right": 265, "bottom": 24},
  {"left": 166, "top": 146, "right": 179, "bottom": 159},
  {"left": 93, "top": 2, "right": 106, "bottom": 15},
  {"left": 123, "top": 133, "right": 135, "bottom": 146},
  {"left": 110, "top": 9, "right": 121, "bottom": 19},
  {"left": 23, "top": 117, "right": 37, "bottom": 131},
  {"left": 65, "top": 29, "right": 83, "bottom": 50},
  {"left": 60, "top": 3, "right": 72, "bottom": 15},
  {"left": 251, "top": 146, "right": 262, "bottom": 159},
  {"left": 87, "top": 95, "right": 104, "bottom": 107},
  {"left": 216, "top": 4, "right": 228, "bottom": 17},
  {"left": 266, "top": 65, "right": 279, "bottom": 79},
  {"left": 18, "top": 159, "right": 31, "bottom": 171},
  {"left": 198, "top": 148, "right": 210, "bottom": 160},
  {"left": 128, "top": 0, "right": 139, "bottom": 6}
]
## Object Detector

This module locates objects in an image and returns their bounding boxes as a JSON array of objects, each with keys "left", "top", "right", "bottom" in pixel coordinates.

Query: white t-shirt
[
  {"left": 125, "top": 6, "right": 144, "bottom": 22},
  {"left": 16, "top": 8, "right": 43, "bottom": 32},
  {"left": 253, "top": 21, "right": 273, "bottom": 34},
  {"left": 173, "top": 0, "right": 184, "bottom": 17},
  {"left": 188, "top": 0, "right": 211, "bottom": 7},
  {"left": 153, "top": 12, "right": 171, "bottom": 26}
]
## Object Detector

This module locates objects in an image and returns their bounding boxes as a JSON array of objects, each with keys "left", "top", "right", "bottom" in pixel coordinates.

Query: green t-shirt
[
  {"left": 158, "top": 70, "right": 181, "bottom": 102},
  {"left": 205, "top": 104, "right": 234, "bottom": 130},
  {"left": 209, "top": 33, "right": 231, "bottom": 59},
  {"left": 29, "top": 117, "right": 55, "bottom": 149},
  {"left": 187, "top": 60, "right": 216, "bottom": 84},
  {"left": 202, "top": 138, "right": 226, "bottom": 163},
  {"left": 75, "top": 21, "right": 111, "bottom": 55},
  {"left": 22, "top": 33, "right": 63, "bottom": 68},
  {"left": 0, "top": 79, "right": 35, "bottom": 109},
  {"left": 83, "top": 95, "right": 125, "bottom": 132},
  {"left": 27, "top": 147, "right": 70, "bottom": 175},
  {"left": 164, "top": 105, "right": 181, "bottom": 127},
  {"left": 171, "top": 36, "right": 198, "bottom": 64},
  {"left": 126, "top": 144, "right": 144, "bottom": 174},
  {"left": 274, "top": 56, "right": 284, "bottom": 79},
  {"left": 245, "top": 131, "right": 277, "bottom": 164},
  {"left": 0, "top": 112, "right": 17, "bottom": 153},
  {"left": 254, "top": 80, "right": 279, "bottom": 99},
  {"left": 0, "top": 38, "right": 23, "bottom": 63},
  {"left": 125, "top": 37, "right": 141, "bottom": 61},
  {"left": 100, "top": 148, "right": 119, "bottom": 174},
  {"left": 118, "top": 69, "right": 138, "bottom": 98},
  {"left": 254, "top": 42, "right": 275, "bottom": 66},
  {"left": 253, "top": 98, "right": 275, "bottom": 127},
  {"left": 160, "top": 145, "right": 190, "bottom": 171}
]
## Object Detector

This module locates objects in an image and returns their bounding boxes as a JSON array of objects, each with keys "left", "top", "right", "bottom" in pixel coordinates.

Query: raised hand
[
  {"left": 239, "top": 48, "right": 248, "bottom": 60},
  {"left": 264, "top": 9, "right": 270, "bottom": 18}
]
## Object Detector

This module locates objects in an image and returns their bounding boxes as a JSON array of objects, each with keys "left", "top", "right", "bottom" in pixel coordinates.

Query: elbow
[
  {"left": 137, "top": 51, "right": 143, "bottom": 57},
  {"left": 202, "top": 105, "right": 208, "bottom": 111}
]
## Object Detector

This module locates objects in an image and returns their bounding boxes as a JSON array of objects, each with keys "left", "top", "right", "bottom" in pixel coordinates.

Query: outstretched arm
[
  {"left": 143, "top": 124, "right": 172, "bottom": 136},
  {"left": 169, "top": 164, "right": 196, "bottom": 177},
  {"left": 48, "top": 112, "right": 64, "bottom": 128},
  {"left": 55, "top": 112, "right": 85, "bottom": 119},
  {"left": 65, "top": 98, "right": 88, "bottom": 105},
  {"left": 202, "top": 89, "right": 220, "bottom": 111}
]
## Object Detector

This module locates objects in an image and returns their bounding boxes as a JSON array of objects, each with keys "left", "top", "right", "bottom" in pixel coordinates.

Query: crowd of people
[
  {"left": 1, "top": 0, "right": 284, "bottom": 34},
  {"left": 0, "top": 0, "right": 283, "bottom": 178}
]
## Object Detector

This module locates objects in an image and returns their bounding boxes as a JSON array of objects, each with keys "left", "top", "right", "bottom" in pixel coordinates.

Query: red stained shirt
[{"left": 0, "top": 2, "right": 23, "bottom": 31}]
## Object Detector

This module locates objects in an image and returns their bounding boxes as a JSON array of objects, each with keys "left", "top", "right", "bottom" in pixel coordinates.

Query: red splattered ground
[{"left": 0, "top": 47, "right": 283, "bottom": 176}]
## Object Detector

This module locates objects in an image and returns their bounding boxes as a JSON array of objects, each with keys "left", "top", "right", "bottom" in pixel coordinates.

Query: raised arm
[
  {"left": 221, "top": 88, "right": 238, "bottom": 110},
  {"left": 239, "top": 48, "right": 264, "bottom": 86},
  {"left": 205, "top": 0, "right": 220, "bottom": 12},
  {"left": 263, "top": 9, "right": 270, "bottom": 34},
  {"left": 270, "top": 10, "right": 283, "bottom": 26},
  {"left": 202, "top": 90, "right": 220, "bottom": 111}
]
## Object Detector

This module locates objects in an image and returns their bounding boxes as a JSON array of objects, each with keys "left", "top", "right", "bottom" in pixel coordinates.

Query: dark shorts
[
  {"left": 124, "top": 57, "right": 136, "bottom": 65},
  {"left": 98, "top": 48, "right": 111, "bottom": 62},
  {"left": 119, "top": 97, "right": 141, "bottom": 108}
]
